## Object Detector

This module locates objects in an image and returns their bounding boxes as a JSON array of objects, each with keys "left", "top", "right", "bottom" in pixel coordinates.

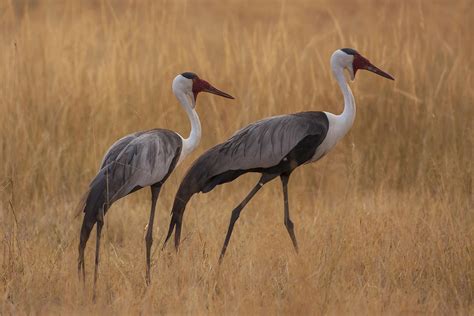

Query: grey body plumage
[
  {"left": 83, "top": 129, "right": 182, "bottom": 216},
  {"left": 185, "top": 111, "right": 328, "bottom": 193}
]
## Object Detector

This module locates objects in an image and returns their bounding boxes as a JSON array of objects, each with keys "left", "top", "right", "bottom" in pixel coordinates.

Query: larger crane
[
  {"left": 163, "top": 48, "right": 394, "bottom": 262},
  {"left": 77, "top": 72, "right": 233, "bottom": 288}
]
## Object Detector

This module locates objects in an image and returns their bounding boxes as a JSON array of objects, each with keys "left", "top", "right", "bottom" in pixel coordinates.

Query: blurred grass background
[{"left": 0, "top": 0, "right": 472, "bottom": 314}]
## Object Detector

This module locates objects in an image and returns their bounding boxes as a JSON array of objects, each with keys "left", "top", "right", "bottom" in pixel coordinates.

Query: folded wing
[{"left": 90, "top": 129, "right": 182, "bottom": 205}]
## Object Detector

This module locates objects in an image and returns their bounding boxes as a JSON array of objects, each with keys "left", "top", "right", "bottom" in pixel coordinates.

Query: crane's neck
[
  {"left": 176, "top": 92, "right": 201, "bottom": 165},
  {"left": 330, "top": 63, "right": 356, "bottom": 136},
  {"left": 307, "top": 53, "right": 358, "bottom": 164}
]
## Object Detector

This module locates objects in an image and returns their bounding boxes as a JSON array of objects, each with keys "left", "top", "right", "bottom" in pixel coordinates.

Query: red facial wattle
[
  {"left": 352, "top": 55, "right": 368, "bottom": 76},
  {"left": 192, "top": 79, "right": 210, "bottom": 100}
]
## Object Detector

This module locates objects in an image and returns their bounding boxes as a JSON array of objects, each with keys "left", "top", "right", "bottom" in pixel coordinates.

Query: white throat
[
  {"left": 311, "top": 52, "right": 356, "bottom": 162},
  {"left": 175, "top": 90, "right": 202, "bottom": 165},
  {"left": 331, "top": 62, "right": 356, "bottom": 134}
]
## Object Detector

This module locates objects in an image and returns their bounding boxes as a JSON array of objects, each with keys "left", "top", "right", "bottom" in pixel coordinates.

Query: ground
[{"left": 0, "top": 0, "right": 473, "bottom": 314}]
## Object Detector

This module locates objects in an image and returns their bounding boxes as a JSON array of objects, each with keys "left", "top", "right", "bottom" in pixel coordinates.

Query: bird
[
  {"left": 163, "top": 48, "right": 394, "bottom": 262},
  {"left": 77, "top": 72, "right": 234, "bottom": 289}
]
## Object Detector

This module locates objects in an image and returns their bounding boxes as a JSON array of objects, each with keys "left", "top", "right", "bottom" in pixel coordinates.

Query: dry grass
[{"left": 1, "top": 0, "right": 473, "bottom": 314}]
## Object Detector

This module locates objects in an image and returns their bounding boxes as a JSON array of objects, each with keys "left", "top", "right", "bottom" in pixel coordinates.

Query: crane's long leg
[
  {"left": 93, "top": 207, "right": 104, "bottom": 301},
  {"left": 78, "top": 212, "right": 96, "bottom": 284},
  {"left": 145, "top": 185, "right": 161, "bottom": 286},
  {"left": 174, "top": 214, "right": 182, "bottom": 253},
  {"left": 219, "top": 173, "right": 276, "bottom": 263},
  {"left": 281, "top": 173, "right": 299, "bottom": 253}
]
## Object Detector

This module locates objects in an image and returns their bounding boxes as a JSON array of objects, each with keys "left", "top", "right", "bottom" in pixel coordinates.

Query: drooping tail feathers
[
  {"left": 162, "top": 156, "right": 212, "bottom": 250},
  {"left": 163, "top": 185, "right": 194, "bottom": 251},
  {"left": 78, "top": 169, "right": 111, "bottom": 256},
  {"left": 163, "top": 140, "right": 241, "bottom": 250}
]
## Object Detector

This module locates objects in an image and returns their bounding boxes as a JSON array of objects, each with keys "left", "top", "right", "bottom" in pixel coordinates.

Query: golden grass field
[{"left": 1, "top": 0, "right": 473, "bottom": 314}]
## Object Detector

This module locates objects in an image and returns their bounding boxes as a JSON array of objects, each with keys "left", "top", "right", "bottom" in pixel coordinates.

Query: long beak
[
  {"left": 365, "top": 63, "right": 395, "bottom": 80},
  {"left": 204, "top": 85, "right": 235, "bottom": 99}
]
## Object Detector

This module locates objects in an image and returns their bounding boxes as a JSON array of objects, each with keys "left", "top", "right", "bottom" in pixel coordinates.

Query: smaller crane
[
  {"left": 163, "top": 48, "right": 394, "bottom": 262},
  {"left": 77, "top": 72, "right": 233, "bottom": 290}
]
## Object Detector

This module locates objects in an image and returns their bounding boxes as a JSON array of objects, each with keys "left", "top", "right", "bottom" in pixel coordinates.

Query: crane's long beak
[
  {"left": 204, "top": 85, "right": 234, "bottom": 99},
  {"left": 365, "top": 62, "right": 395, "bottom": 80}
]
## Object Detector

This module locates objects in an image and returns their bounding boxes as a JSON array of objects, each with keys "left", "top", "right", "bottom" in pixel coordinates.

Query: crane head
[
  {"left": 178, "top": 72, "right": 234, "bottom": 106},
  {"left": 338, "top": 48, "right": 394, "bottom": 81}
]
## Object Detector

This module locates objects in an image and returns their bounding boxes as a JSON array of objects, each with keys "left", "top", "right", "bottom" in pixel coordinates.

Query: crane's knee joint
[
  {"left": 145, "top": 233, "right": 153, "bottom": 244},
  {"left": 231, "top": 208, "right": 241, "bottom": 220}
]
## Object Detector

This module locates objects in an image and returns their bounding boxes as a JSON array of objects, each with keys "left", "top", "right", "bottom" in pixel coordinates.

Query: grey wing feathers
[
  {"left": 92, "top": 129, "right": 182, "bottom": 204},
  {"left": 181, "top": 111, "right": 328, "bottom": 194},
  {"left": 212, "top": 111, "right": 327, "bottom": 172},
  {"left": 100, "top": 134, "right": 139, "bottom": 169}
]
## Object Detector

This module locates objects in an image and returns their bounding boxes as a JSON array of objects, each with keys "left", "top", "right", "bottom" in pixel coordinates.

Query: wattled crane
[
  {"left": 163, "top": 49, "right": 394, "bottom": 262},
  {"left": 78, "top": 72, "right": 233, "bottom": 289}
]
